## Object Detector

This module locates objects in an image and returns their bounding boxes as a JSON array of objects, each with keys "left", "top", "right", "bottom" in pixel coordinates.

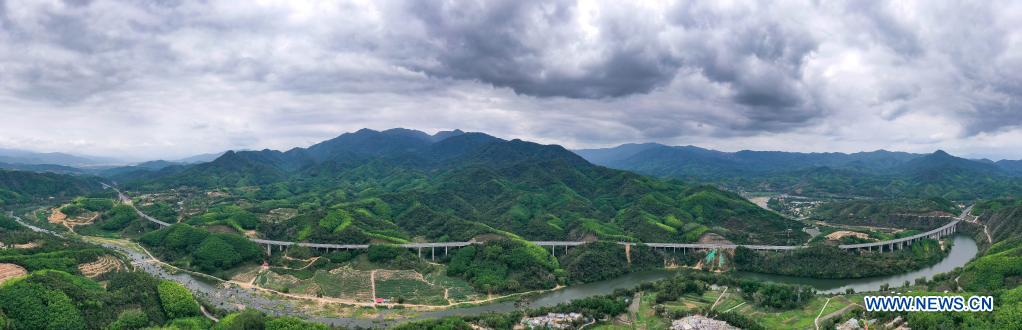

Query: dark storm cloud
[
  {"left": 395, "top": 1, "right": 829, "bottom": 133},
  {"left": 401, "top": 1, "right": 682, "bottom": 99},
  {"left": 2, "top": 1, "right": 1022, "bottom": 159}
]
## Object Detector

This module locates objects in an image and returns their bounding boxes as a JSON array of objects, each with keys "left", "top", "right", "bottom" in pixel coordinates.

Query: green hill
[
  {"left": 119, "top": 129, "right": 805, "bottom": 245},
  {"left": 577, "top": 144, "right": 1022, "bottom": 199},
  {"left": 0, "top": 170, "right": 102, "bottom": 207}
]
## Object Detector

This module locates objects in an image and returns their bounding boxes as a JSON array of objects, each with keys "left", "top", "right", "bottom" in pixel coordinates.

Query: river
[
  {"left": 79, "top": 235, "right": 985, "bottom": 328},
  {"left": 737, "top": 235, "right": 979, "bottom": 294},
  {"left": 7, "top": 213, "right": 980, "bottom": 328},
  {"left": 305, "top": 235, "right": 979, "bottom": 327}
]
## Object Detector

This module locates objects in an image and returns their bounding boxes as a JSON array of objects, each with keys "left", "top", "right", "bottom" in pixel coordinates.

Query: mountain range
[
  {"left": 106, "top": 128, "right": 803, "bottom": 245},
  {"left": 575, "top": 143, "right": 1022, "bottom": 199},
  {"left": 0, "top": 148, "right": 131, "bottom": 167}
]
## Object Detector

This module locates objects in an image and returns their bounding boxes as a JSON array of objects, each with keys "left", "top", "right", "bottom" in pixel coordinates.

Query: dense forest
[
  {"left": 0, "top": 214, "right": 208, "bottom": 329},
  {"left": 734, "top": 240, "right": 947, "bottom": 278},
  {"left": 138, "top": 224, "right": 263, "bottom": 278},
  {"left": 557, "top": 241, "right": 669, "bottom": 284},
  {"left": 446, "top": 239, "right": 559, "bottom": 293},
  {"left": 808, "top": 197, "right": 959, "bottom": 230},
  {"left": 2, "top": 209, "right": 324, "bottom": 329},
  {"left": 0, "top": 170, "right": 101, "bottom": 207},
  {"left": 112, "top": 129, "right": 805, "bottom": 246}
]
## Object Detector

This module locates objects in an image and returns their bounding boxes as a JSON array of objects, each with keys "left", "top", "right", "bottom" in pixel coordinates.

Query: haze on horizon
[{"left": 2, "top": 0, "right": 1021, "bottom": 161}]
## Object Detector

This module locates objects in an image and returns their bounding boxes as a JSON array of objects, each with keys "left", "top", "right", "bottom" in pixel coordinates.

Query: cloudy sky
[{"left": 1, "top": 0, "right": 1021, "bottom": 161}]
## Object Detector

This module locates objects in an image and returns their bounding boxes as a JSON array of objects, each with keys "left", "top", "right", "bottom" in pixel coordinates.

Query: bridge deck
[
  {"left": 106, "top": 185, "right": 965, "bottom": 254},
  {"left": 838, "top": 220, "right": 959, "bottom": 249}
]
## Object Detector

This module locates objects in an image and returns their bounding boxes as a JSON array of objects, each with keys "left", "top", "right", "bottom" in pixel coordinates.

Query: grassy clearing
[
  {"left": 734, "top": 295, "right": 861, "bottom": 330},
  {"left": 713, "top": 293, "right": 745, "bottom": 312},
  {"left": 635, "top": 292, "right": 671, "bottom": 330},
  {"left": 638, "top": 286, "right": 864, "bottom": 330},
  {"left": 425, "top": 273, "right": 482, "bottom": 301}
]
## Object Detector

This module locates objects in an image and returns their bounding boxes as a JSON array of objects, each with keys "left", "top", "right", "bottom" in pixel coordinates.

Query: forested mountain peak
[
  {"left": 571, "top": 143, "right": 666, "bottom": 164},
  {"left": 897, "top": 150, "right": 1006, "bottom": 181},
  {"left": 113, "top": 128, "right": 804, "bottom": 245},
  {"left": 430, "top": 129, "right": 466, "bottom": 142}
]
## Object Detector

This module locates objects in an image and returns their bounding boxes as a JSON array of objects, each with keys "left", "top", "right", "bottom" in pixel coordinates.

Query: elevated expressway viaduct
[{"left": 107, "top": 185, "right": 964, "bottom": 258}]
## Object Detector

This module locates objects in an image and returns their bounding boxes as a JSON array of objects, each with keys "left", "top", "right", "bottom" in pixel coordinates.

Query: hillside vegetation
[
  {"left": 578, "top": 144, "right": 1022, "bottom": 200},
  {"left": 0, "top": 213, "right": 213, "bottom": 329},
  {"left": 957, "top": 199, "right": 1022, "bottom": 292},
  {"left": 0, "top": 170, "right": 101, "bottom": 207},
  {"left": 138, "top": 224, "right": 263, "bottom": 278},
  {"left": 116, "top": 129, "right": 805, "bottom": 246},
  {"left": 903, "top": 197, "right": 1022, "bottom": 329},
  {"left": 734, "top": 240, "right": 947, "bottom": 278},
  {"left": 809, "top": 197, "right": 959, "bottom": 230}
]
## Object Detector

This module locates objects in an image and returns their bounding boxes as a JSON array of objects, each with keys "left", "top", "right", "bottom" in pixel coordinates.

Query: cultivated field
[{"left": 77, "top": 255, "right": 122, "bottom": 278}]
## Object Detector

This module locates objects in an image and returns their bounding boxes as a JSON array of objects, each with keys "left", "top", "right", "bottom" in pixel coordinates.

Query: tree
[
  {"left": 44, "top": 290, "right": 85, "bottom": 330},
  {"left": 157, "top": 281, "right": 200, "bottom": 319},
  {"left": 165, "top": 317, "right": 213, "bottom": 330},
  {"left": 194, "top": 236, "right": 243, "bottom": 271},
  {"left": 0, "top": 281, "right": 50, "bottom": 329},
  {"left": 99, "top": 205, "right": 140, "bottom": 231},
  {"left": 367, "top": 244, "right": 406, "bottom": 262},
  {"left": 995, "top": 304, "right": 1022, "bottom": 329},
  {"left": 214, "top": 309, "right": 266, "bottom": 330},
  {"left": 265, "top": 316, "right": 329, "bottom": 330},
  {"left": 107, "top": 309, "right": 149, "bottom": 330},
  {"left": 392, "top": 317, "right": 472, "bottom": 330}
]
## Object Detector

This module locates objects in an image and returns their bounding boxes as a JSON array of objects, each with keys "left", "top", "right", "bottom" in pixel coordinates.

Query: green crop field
[
  {"left": 425, "top": 273, "right": 481, "bottom": 302},
  {"left": 375, "top": 278, "right": 446, "bottom": 305},
  {"left": 313, "top": 267, "right": 373, "bottom": 301}
]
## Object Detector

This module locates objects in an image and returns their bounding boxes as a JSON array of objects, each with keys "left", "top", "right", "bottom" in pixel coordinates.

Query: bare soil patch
[
  {"left": 48, "top": 206, "right": 101, "bottom": 229},
  {"left": 14, "top": 242, "right": 39, "bottom": 249},
  {"left": 0, "top": 263, "right": 28, "bottom": 284},
  {"left": 698, "top": 233, "right": 733, "bottom": 245},
  {"left": 825, "top": 231, "right": 870, "bottom": 241},
  {"left": 48, "top": 208, "right": 67, "bottom": 222},
  {"left": 78, "top": 255, "right": 122, "bottom": 278}
]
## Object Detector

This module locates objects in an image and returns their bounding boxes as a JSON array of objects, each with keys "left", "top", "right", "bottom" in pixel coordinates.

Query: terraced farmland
[
  {"left": 77, "top": 255, "right": 122, "bottom": 278},
  {"left": 375, "top": 270, "right": 446, "bottom": 305}
]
